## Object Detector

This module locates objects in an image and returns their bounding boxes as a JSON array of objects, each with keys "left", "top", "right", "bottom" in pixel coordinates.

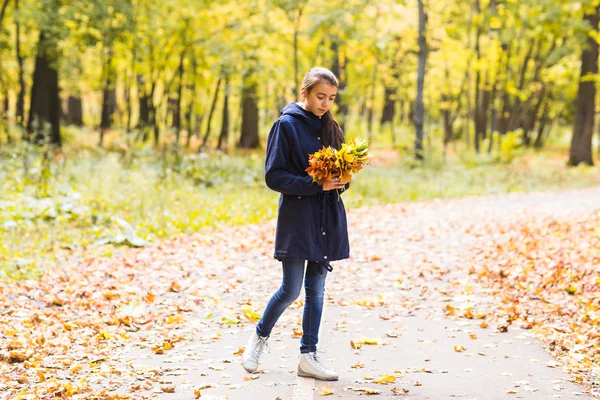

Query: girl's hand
[{"left": 323, "top": 176, "right": 346, "bottom": 191}]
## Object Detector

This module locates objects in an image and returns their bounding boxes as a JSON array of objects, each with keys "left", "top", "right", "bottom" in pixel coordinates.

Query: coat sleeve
[{"left": 265, "top": 120, "right": 324, "bottom": 196}]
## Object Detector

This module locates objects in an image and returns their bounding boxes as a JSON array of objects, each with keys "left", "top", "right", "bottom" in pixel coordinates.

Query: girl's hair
[{"left": 300, "top": 67, "right": 344, "bottom": 149}]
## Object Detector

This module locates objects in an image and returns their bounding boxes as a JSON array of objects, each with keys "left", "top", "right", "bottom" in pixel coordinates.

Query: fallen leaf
[
  {"left": 160, "top": 385, "right": 175, "bottom": 393},
  {"left": 391, "top": 386, "right": 409, "bottom": 395},
  {"left": 374, "top": 374, "right": 396, "bottom": 384},
  {"left": 454, "top": 345, "right": 466, "bottom": 352},
  {"left": 318, "top": 383, "right": 335, "bottom": 396},
  {"left": 234, "top": 347, "right": 244, "bottom": 356}
]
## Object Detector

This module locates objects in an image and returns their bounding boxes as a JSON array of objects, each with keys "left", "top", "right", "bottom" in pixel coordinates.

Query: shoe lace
[
  {"left": 308, "top": 352, "right": 329, "bottom": 372},
  {"left": 252, "top": 336, "right": 269, "bottom": 358}
]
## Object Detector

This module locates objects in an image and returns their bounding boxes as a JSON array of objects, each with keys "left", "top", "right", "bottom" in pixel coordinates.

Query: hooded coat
[{"left": 265, "top": 102, "right": 350, "bottom": 272}]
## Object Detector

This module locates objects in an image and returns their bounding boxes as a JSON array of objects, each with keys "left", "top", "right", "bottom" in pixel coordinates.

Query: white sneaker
[
  {"left": 242, "top": 331, "right": 269, "bottom": 373},
  {"left": 297, "top": 352, "right": 339, "bottom": 381}
]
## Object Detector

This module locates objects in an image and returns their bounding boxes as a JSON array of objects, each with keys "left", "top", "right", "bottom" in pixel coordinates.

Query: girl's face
[{"left": 302, "top": 81, "right": 337, "bottom": 117}]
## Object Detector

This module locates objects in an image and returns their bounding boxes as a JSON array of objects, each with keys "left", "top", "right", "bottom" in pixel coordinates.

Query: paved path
[{"left": 98, "top": 187, "right": 600, "bottom": 399}]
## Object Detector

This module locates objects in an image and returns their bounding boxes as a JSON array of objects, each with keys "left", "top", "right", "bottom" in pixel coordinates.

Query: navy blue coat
[{"left": 265, "top": 102, "right": 350, "bottom": 272}]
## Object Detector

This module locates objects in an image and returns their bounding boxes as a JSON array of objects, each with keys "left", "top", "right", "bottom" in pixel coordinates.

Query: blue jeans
[{"left": 256, "top": 258, "right": 328, "bottom": 353}]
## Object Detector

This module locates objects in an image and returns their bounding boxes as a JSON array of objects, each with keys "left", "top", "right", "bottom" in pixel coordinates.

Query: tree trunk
[
  {"left": 66, "top": 96, "right": 83, "bottom": 126},
  {"left": 185, "top": 100, "right": 194, "bottom": 148},
  {"left": 442, "top": 99, "right": 452, "bottom": 150},
  {"left": 194, "top": 114, "right": 202, "bottom": 141},
  {"left": 199, "top": 75, "right": 222, "bottom": 152},
  {"left": 28, "top": 31, "right": 61, "bottom": 146},
  {"left": 414, "top": 0, "right": 427, "bottom": 161},
  {"left": 569, "top": 6, "right": 599, "bottom": 166},
  {"left": 533, "top": 99, "right": 550, "bottom": 149},
  {"left": 238, "top": 69, "right": 260, "bottom": 149},
  {"left": 173, "top": 50, "right": 184, "bottom": 147},
  {"left": 293, "top": 4, "right": 304, "bottom": 98},
  {"left": 137, "top": 75, "right": 149, "bottom": 128},
  {"left": 498, "top": 43, "right": 512, "bottom": 135},
  {"left": 331, "top": 41, "right": 348, "bottom": 132},
  {"left": 0, "top": 91, "right": 9, "bottom": 144},
  {"left": 185, "top": 55, "right": 197, "bottom": 148},
  {"left": 217, "top": 75, "right": 230, "bottom": 152},
  {"left": 442, "top": 58, "right": 453, "bottom": 150},
  {"left": 507, "top": 39, "right": 537, "bottom": 132},
  {"left": 487, "top": 68, "right": 500, "bottom": 154},
  {"left": 464, "top": 6, "right": 474, "bottom": 149},
  {"left": 15, "top": 0, "right": 25, "bottom": 126},
  {"left": 125, "top": 69, "right": 132, "bottom": 133},
  {"left": 126, "top": 41, "right": 139, "bottom": 133},
  {"left": 149, "top": 81, "right": 159, "bottom": 146},
  {"left": 0, "top": 0, "right": 9, "bottom": 27},
  {"left": 520, "top": 40, "right": 556, "bottom": 145},
  {"left": 100, "top": 48, "right": 116, "bottom": 129},
  {"left": 473, "top": 0, "right": 483, "bottom": 152},
  {"left": 522, "top": 86, "right": 546, "bottom": 146},
  {"left": 367, "top": 56, "right": 379, "bottom": 141},
  {"left": 100, "top": 47, "right": 116, "bottom": 147},
  {"left": 443, "top": 47, "right": 471, "bottom": 151},
  {"left": 381, "top": 85, "right": 396, "bottom": 126},
  {"left": 185, "top": 98, "right": 194, "bottom": 149}
]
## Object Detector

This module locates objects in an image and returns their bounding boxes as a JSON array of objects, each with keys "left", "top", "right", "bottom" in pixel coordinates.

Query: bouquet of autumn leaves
[{"left": 306, "top": 137, "right": 370, "bottom": 186}]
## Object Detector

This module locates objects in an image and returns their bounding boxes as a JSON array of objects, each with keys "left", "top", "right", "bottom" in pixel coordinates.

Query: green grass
[
  {"left": 1, "top": 138, "right": 599, "bottom": 281},
  {"left": 348, "top": 153, "right": 600, "bottom": 206}
]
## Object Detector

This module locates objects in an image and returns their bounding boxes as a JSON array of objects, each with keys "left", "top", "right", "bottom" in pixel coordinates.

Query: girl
[{"left": 242, "top": 67, "right": 349, "bottom": 381}]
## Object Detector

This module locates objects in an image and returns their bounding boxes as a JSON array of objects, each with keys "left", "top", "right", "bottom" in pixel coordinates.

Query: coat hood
[{"left": 280, "top": 102, "right": 323, "bottom": 133}]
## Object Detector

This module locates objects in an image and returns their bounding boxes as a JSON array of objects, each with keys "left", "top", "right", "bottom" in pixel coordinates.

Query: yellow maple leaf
[
  {"left": 374, "top": 374, "right": 396, "bottom": 384},
  {"left": 318, "top": 383, "right": 334, "bottom": 396}
]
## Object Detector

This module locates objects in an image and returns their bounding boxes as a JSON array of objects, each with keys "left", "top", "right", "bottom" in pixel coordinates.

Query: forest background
[{"left": 1, "top": 0, "right": 600, "bottom": 279}]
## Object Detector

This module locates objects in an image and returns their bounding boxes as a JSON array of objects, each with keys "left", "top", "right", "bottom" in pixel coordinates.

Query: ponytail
[{"left": 321, "top": 111, "right": 344, "bottom": 149}]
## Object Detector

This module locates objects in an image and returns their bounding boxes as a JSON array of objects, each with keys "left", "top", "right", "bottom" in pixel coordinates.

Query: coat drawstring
[{"left": 316, "top": 261, "right": 333, "bottom": 275}]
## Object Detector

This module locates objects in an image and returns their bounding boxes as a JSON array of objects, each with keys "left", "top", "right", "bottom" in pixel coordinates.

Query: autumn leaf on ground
[
  {"left": 318, "top": 383, "right": 335, "bottom": 396},
  {"left": 169, "top": 281, "right": 182, "bottom": 292},
  {"left": 234, "top": 347, "right": 244, "bottom": 356},
  {"left": 345, "top": 386, "right": 382, "bottom": 395},
  {"left": 160, "top": 385, "right": 175, "bottom": 393},
  {"left": 36, "top": 369, "right": 46, "bottom": 382},
  {"left": 242, "top": 306, "right": 262, "bottom": 322},
  {"left": 374, "top": 374, "right": 396, "bottom": 384},
  {"left": 392, "top": 386, "right": 410, "bottom": 395},
  {"left": 351, "top": 340, "right": 362, "bottom": 349},
  {"left": 352, "top": 337, "right": 382, "bottom": 347},
  {"left": 466, "top": 212, "right": 600, "bottom": 388},
  {"left": 454, "top": 345, "right": 466, "bottom": 352},
  {"left": 292, "top": 328, "right": 303, "bottom": 338}
]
